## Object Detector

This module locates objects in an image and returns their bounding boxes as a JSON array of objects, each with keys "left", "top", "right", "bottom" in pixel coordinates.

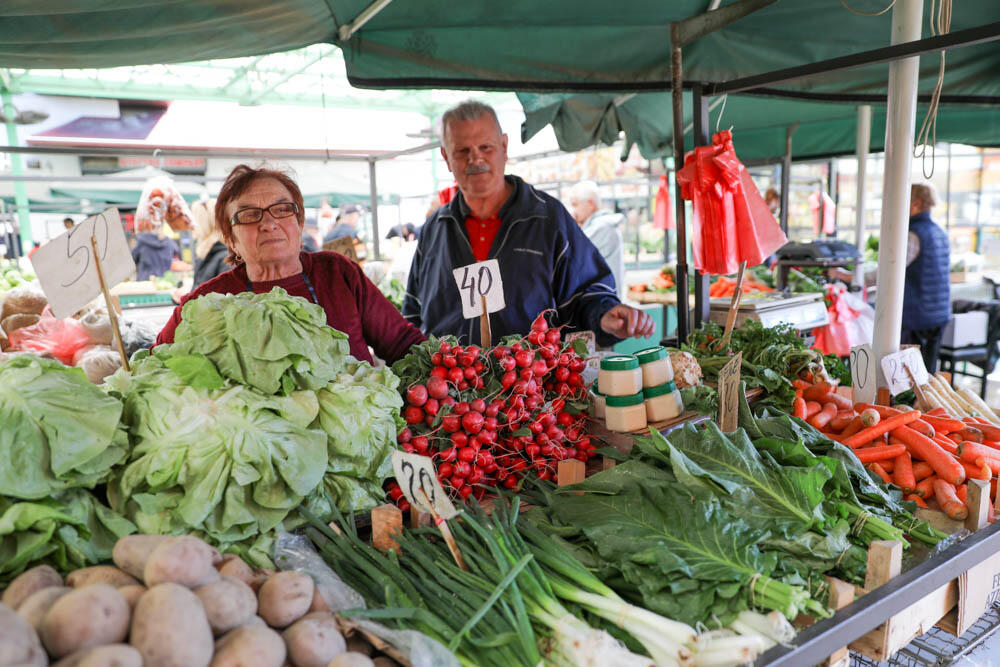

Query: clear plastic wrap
[
  {"left": 119, "top": 317, "right": 159, "bottom": 355},
  {"left": 135, "top": 176, "right": 194, "bottom": 232},
  {"left": 273, "top": 533, "right": 460, "bottom": 667},
  {"left": 79, "top": 306, "right": 114, "bottom": 346},
  {"left": 74, "top": 345, "right": 122, "bottom": 383}
]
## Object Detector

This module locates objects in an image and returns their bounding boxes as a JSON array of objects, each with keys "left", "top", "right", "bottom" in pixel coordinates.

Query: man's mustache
[{"left": 465, "top": 164, "right": 491, "bottom": 175}]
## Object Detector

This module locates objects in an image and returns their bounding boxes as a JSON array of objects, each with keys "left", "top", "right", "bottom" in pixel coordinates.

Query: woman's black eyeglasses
[{"left": 231, "top": 202, "right": 299, "bottom": 225}]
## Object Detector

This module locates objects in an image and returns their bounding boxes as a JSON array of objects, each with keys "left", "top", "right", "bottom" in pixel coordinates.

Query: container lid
[
  {"left": 604, "top": 392, "right": 645, "bottom": 407},
  {"left": 635, "top": 346, "right": 669, "bottom": 364},
  {"left": 591, "top": 386, "right": 604, "bottom": 397},
  {"left": 643, "top": 381, "right": 678, "bottom": 398},
  {"left": 600, "top": 355, "right": 639, "bottom": 371}
]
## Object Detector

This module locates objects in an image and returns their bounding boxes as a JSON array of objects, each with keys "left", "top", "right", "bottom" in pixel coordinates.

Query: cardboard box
[{"left": 941, "top": 311, "right": 988, "bottom": 348}]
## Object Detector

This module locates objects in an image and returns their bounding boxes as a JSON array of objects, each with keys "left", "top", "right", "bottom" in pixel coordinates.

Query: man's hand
[{"left": 600, "top": 304, "right": 655, "bottom": 340}]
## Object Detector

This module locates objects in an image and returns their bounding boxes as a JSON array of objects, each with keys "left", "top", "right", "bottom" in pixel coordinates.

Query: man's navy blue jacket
[{"left": 403, "top": 176, "right": 621, "bottom": 346}]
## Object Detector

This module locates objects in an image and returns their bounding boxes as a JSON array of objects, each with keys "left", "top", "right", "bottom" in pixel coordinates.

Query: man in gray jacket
[{"left": 568, "top": 181, "right": 626, "bottom": 299}]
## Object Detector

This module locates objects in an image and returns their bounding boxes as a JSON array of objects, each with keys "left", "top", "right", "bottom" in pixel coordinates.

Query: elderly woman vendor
[{"left": 156, "top": 165, "right": 425, "bottom": 364}]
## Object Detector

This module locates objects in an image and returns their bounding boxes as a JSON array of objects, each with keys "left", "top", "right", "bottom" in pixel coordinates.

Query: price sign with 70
[{"left": 452, "top": 259, "right": 505, "bottom": 319}]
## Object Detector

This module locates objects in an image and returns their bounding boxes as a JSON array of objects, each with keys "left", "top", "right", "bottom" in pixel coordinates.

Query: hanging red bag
[
  {"left": 812, "top": 283, "right": 871, "bottom": 357},
  {"left": 653, "top": 175, "right": 675, "bottom": 230}
]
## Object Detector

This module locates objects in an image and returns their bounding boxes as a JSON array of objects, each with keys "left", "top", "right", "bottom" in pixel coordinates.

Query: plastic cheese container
[
  {"left": 598, "top": 356, "right": 642, "bottom": 396},
  {"left": 635, "top": 346, "right": 673, "bottom": 388},
  {"left": 644, "top": 381, "right": 684, "bottom": 422},
  {"left": 604, "top": 392, "right": 647, "bottom": 432}
]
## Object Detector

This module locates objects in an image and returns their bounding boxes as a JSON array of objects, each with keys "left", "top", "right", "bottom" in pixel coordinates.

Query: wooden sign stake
[
  {"left": 421, "top": 489, "right": 468, "bottom": 570},
  {"left": 719, "top": 261, "right": 747, "bottom": 351},
  {"left": 90, "top": 235, "right": 130, "bottom": 372},
  {"left": 479, "top": 295, "right": 492, "bottom": 348},
  {"left": 903, "top": 365, "right": 929, "bottom": 412}
]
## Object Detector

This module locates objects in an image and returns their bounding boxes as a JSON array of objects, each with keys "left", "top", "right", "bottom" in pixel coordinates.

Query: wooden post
[
  {"left": 876, "top": 387, "right": 891, "bottom": 407},
  {"left": 719, "top": 260, "right": 747, "bottom": 350},
  {"left": 90, "top": 235, "right": 130, "bottom": 371},
  {"left": 602, "top": 456, "right": 618, "bottom": 471},
  {"left": 409, "top": 505, "right": 431, "bottom": 529},
  {"left": 965, "top": 479, "right": 990, "bottom": 531},
  {"left": 865, "top": 540, "right": 903, "bottom": 591},
  {"left": 479, "top": 295, "right": 492, "bottom": 348},
  {"left": 557, "top": 459, "right": 586, "bottom": 486},
  {"left": 824, "top": 576, "right": 856, "bottom": 666},
  {"left": 371, "top": 504, "right": 403, "bottom": 553}
]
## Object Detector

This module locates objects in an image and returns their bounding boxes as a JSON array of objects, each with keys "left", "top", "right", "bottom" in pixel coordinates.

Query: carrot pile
[
  {"left": 630, "top": 267, "right": 675, "bottom": 293},
  {"left": 709, "top": 275, "right": 774, "bottom": 298},
  {"left": 793, "top": 379, "right": 1000, "bottom": 522}
]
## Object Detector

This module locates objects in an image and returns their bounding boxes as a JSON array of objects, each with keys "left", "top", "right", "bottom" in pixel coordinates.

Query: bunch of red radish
[{"left": 387, "top": 314, "right": 594, "bottom": 510}]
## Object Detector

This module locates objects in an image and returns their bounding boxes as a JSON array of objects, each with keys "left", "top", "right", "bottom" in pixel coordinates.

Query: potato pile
[{"left": 1, "top": 534, "right": 402, "bottom": 667}]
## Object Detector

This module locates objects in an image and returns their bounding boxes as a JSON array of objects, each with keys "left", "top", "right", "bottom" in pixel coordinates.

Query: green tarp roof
[
  {"left": 2, "top": 2, "right": 998, "bottom": 103},
  {"left": 519, "top": 92, "right": 1000, "bottom": 163}
]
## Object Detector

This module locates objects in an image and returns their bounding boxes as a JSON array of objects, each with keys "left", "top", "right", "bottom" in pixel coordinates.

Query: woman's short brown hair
[{"left": 215, "top": 164, "right": 305, "bottom": 266}]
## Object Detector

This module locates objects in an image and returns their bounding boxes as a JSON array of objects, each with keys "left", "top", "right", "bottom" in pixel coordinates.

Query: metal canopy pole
[
  {"left": 368, "top": 158, "right": 380, "bottom": 260},
  {"left": 779, "top": 123, "right": 798, "bottom": 235},
  {"left": 691, "top": 83, "right": 711, "bottom": 329},
  {"left": 873, "top": 0, "right": 923, "bottom": 386},
  {"left": 854, "top": 105, "right": 872, "bottom": 285}
]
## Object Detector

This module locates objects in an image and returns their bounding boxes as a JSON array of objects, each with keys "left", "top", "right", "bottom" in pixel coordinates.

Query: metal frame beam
[
  {"left": 338, "top": 0, "right": 394, "bottom": 42},
  {"left": 241, "top": 51, "right": 330, "bottom": 105},
  {"left": 712, "top": 21, "right": 1000, "bottom": 96},
  {"left": 0, "top": 142, "right": 437, "bottom": 163}
]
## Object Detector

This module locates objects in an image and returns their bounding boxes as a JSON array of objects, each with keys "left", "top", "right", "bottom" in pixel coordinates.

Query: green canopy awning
[
  {"left": 519, "top": 92, "right": 1000, "bottom": 163},
  {"left": 1, "top": 2, "right": 998, "bottom": 103}
]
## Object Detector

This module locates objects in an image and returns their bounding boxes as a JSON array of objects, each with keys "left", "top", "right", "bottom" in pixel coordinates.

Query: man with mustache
[{"left": 403, "top": 100, "right": 654, "bottom": 346}]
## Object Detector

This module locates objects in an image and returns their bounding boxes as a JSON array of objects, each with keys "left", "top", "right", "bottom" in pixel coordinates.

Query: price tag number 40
[{"left": 453, "top": 259, "right": 505, "bottom": 319}]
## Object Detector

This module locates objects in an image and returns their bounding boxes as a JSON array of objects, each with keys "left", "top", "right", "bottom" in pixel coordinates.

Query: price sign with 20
[
  {"left": 391, "top": 451, "right": 458, "bottom": 520},
  {"left": 452, "top": 259, "right": 505, "bottom": 319},
  {"left": 30, "top": 208, "right": 135, "bottom": 318}
]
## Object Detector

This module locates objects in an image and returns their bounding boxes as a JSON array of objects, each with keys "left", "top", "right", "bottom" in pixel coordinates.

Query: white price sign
[
  {"left": 880, "top": 347, "right": 929, "bottom": 396},
  {"left": 452, "top": 259, "right": 505, "bottom": 319},
  {"left": 30, "top": 208, "right": 134, "bottom": 318},
  {"left": 850, "top": 344, "right": 876, "bottom": 405},
  {"left": 391, "top": 451, "right": 458, "bottom": 520}
]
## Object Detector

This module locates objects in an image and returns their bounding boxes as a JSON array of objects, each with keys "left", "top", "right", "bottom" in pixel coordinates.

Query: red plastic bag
[
  {"left": 438, "top": 183, "right": 459, "bottom": 206},
  {"left": 653, "top": 175, "right": 675, "bottom": 230},
  {"left": 676, "top": 130, "right": 787, "bottom": 275},
  {"left": 810, "top": 191, "right": 836, "bottom": 236},
  {"left": 8, "top": 308, "right": 91, "bottom": 365}
]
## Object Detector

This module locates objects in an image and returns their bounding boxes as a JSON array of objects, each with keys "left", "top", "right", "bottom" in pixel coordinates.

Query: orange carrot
[
  {"left": 822, "top": 432, "right": 849, "bottom": 443},
  {"left": 829, "top": 410, "right": 857, "bottom": 432},
  {"left": 854, "top": 403, "right": 901, "bottom": 418},
  {"left": 933, "top": 435, "right": 960, "bottom": 455},
  {"left": 893, "top": 452, "right": 916, "bottom": 492},
  {"left": 960, "top": 459, "right": 992, "bottom": 481},
  {"left": 842, "top": 410, "right": 921, "bottom": 448},
  {"left": 933, "top": 479, "right": 968, "bottom": 520},
  {"left": 912, "top": 461, "right": 935, "bottom": 481},
  {"left": 949, "top": 433, "right": 964, "bottom": 444},
  {"left": 792, "top": 379, "right": 811, "bottom": 390},
  {"left": 893, "top": 425, "right": 966, "bottom": 486},
  {"left": 868, "top": 462, "right": 893, "bottom": 485},
  {"left": 975, "top": 457, "right": 1000, "bottom": 476},
  {"left": 956, "top": 483, "right": 968, "bottom": 505},
  {"left": 878, "top": 457, "right": 895, "bottom": 473},
  {"left": 809, "top": 403, "right": 838, "bottom": 430},
  {"left": 926, "top": 407, "right": 949, "bottom": 417},
  {"left": 803, "top": 382, "right": 834, "bottom": 400},
  {"left": 793, "top": 397, "right": 807, "bottom": 419},
  {"left": 921, "top": 415, "right": 967, "bottom": 434},
  {"left": 818, "top": 392, "right": 853, "bottom": 410},
  {"left": 805, "top": 401, "right": 822, "bottom": 418},
  {"left": 905, "top": 493, "right": 929, "bottom": 508},
  {"left": 959, "top": 426, "right": 985, "bottom": 443},
  {"left": 855, "top": 444, "right": 907, "bottom": 464},
  {"left": 970, "top": 421, "right": 1000, "bottom": 441},
  {"left": 910, "top": 419, "right": 936, "bottom": 438},
  {"left": 915, "top": 475, "right": 938, "bottom": 499},
  {"left": 841, "top": 416, "right": 865, "bottom": 437},
  {"left": 957, "top": 441, "right": 1000, "bottom": 465}
]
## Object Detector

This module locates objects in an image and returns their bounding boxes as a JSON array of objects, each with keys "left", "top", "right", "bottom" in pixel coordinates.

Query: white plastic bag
[{"left": 135, "top": 176, "right": 193, "bottom": 232}]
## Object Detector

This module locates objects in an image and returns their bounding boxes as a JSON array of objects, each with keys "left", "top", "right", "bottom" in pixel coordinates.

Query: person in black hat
[{"left": 322, "top": 204, "right": 362, "bottom": 243}]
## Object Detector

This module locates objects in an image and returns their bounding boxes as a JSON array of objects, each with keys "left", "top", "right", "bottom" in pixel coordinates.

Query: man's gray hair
[
  {"left": 440, "top": 100, "right": 502, "bottom": 142},
  {"left": 911, "top": 182, "right": 938, "bottom": 210},
  {"left": 569, "top": 180, "right": 601, "bottom": 206}
]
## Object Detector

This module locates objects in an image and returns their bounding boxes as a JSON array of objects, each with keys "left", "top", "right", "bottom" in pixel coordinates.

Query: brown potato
[
  {"left": 117, "top": 584, "right": 146, "bottom": 611},
  {"left": 212, "top": 625, "right": 286, "bottom": 667},
  {"left": 66, "top": 565, "right": 141, "bottom": 589},
  {"left": 2, "top": 564, "right": 63, "bottom": 610},
  {"left": 0, "top": 602, "right": 47, "bottom": 667},
  {"left": 16, "top": 585, "right": 71, "bottom": 631},
  {"left": 307, "top": 587, "right": 330, "bottom": 614},
  {"left": 130, "top": 583, "right": 213, "bottom": 667},
  {"left": 195, "top": 575, "right": 258, "bottom": 636},
  {"left": 258, "top": 571, "right": 314, "bottom": 629},
  {"left": 345, "top": 637, "right": 373, "bottom": 657},
  {"left": 282, "top": 612, "right": 346, "bottom": 667},
  {"left": 52, "top": 644, "right": 143, "bottom": 667},
  {"left": 1, "top": 286, "right": 47, "bottom": 320},
  {"left": 144, "top": 536, "right": 221, "bottom": 588},
  {"left": 218, "top": 557, "right": 255, "bottom": 588},
  {"left": 112, "top": 534, "right": 172, "bottom": 580},
  {"left": 41, "top": 584, "right": 130, "bottom": 658},
  {"left": 326, "top": 653, "right": 375, "bottom": 667},
  {"left": 371, "top": 659, "right": 398, "bottom": 667}
]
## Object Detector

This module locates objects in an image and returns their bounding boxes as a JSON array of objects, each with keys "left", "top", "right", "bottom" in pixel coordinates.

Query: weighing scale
[{"left": 708, "top": 292, "right": 829, "bottom": 332}]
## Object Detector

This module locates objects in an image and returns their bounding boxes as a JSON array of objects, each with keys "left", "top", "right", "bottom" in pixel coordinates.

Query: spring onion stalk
[{"left": 734, "top": 610, "right": 795, "bottom": 645}]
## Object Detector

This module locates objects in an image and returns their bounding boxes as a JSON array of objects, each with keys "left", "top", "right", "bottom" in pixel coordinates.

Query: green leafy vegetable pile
[
  {"left": 107, "top": 288, "right": 402, "bottom": 566},
  {"left": 0, "top": 356, "right": 135, "bottom": 580},
  {"left": 683, "top": 319, "right": 828, "bottom": 410}
]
